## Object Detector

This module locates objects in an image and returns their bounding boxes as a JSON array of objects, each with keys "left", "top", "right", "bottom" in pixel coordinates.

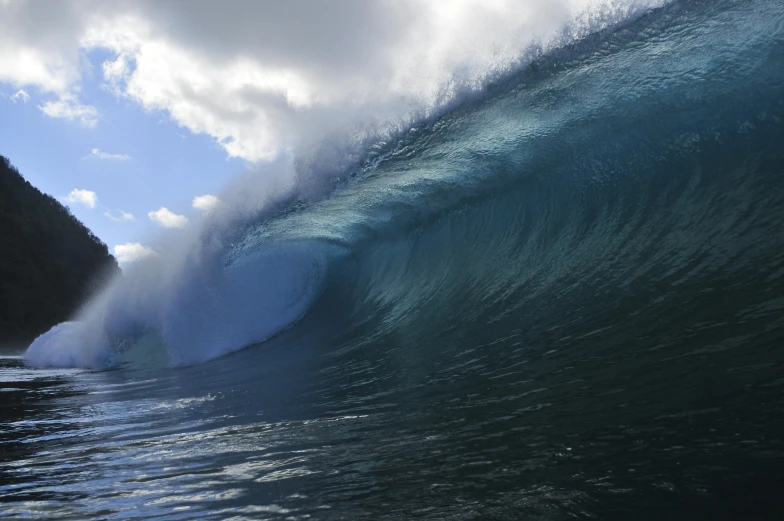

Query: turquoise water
[{"left": 5, "top": 0, "right": 784, "bottom": 518}]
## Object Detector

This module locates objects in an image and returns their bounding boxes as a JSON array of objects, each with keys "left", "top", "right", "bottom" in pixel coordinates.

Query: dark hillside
[{"left": 0, "top": 155, "right": 119, "bottom": 348}]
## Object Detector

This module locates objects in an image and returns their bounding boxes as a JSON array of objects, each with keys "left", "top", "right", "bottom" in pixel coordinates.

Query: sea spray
[{"left": 25, "top": 0, "right": 672, "bottom": 369}]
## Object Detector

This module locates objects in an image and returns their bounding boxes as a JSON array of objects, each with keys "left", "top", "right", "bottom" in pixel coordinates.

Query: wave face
[
  {"left": 9, "top": 0, "right": 784, "bottom": 518},
  {"left": 25, "top": 0, "right": 680, "bottom": 370}
]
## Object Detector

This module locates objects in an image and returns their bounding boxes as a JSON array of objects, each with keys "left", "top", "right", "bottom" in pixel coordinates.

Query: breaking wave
[{"left": 26, "top": 0, "right": 784, "bottom": 372}]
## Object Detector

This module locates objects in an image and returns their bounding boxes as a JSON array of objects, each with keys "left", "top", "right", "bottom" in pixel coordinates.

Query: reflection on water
[{"left": 2, "top": 275, "right": 784, "bottom": 521}]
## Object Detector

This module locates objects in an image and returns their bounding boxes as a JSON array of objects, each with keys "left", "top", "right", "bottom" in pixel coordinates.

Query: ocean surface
[{"left": 4, "top": 0, "right": 784, "bottom": 518}]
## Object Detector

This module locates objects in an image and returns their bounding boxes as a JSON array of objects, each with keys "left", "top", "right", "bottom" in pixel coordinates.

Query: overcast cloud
[{"left": 0, "top": 0, "right": 664, "bottom": 164}]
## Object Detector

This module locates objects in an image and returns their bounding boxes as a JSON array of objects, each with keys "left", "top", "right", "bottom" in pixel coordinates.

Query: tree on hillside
[{"left": 0, "top": 155, "right": 120, "bottom": 347}]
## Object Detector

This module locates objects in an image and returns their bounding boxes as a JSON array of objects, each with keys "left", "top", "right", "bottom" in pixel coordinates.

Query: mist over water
[
  {"left": 25, "top": 0, "right": 671, "bottom": 369},
  {"left": 6, "top": 0, "right": 784, "bottom": 519}
]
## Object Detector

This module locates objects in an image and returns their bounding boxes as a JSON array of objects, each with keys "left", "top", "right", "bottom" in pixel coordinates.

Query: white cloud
[
  {"left": 102, "top": 53, "right": 131, "bottom": 95},
  {"left": 113, "top": 242, "right": 156, "bottom": 263},
  {"left": 11, "top": 89, "right": 29, "bottom": 102},
  {"left": 39, "top": 97, "right": 99, "bottom": 127},
  {"left": 148, "top": 207, "right": 188, "bottom": 228},
  {"left": 89, "top": 148, "right": 131, "bottom": 161},
  {"left": 0, "top": 0, "right": 666, "bottom": 162},
  {"left": 0, "top": 1, "right": 100, "bottom": 125},
  {"left": 192, "top": 194, "right": 221, "bottom": 212},
  {"left": 63, "top": 188, "right": 98, "bottom": 208},
  {"left": 105, "top": 209, "right": 135, "bottom": 221}
]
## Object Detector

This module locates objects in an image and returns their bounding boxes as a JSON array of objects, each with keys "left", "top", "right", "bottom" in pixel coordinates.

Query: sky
[
  {"left": 0, "top": 0, "right": 664, "bottom": 264},
  {"left": 0, "top": 65, "right": 241, "bottom": 263}
]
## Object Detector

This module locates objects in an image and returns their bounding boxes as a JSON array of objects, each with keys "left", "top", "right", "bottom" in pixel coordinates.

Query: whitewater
[{"left": 4, "top": 0, "right": 784, "bottom": 519}]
